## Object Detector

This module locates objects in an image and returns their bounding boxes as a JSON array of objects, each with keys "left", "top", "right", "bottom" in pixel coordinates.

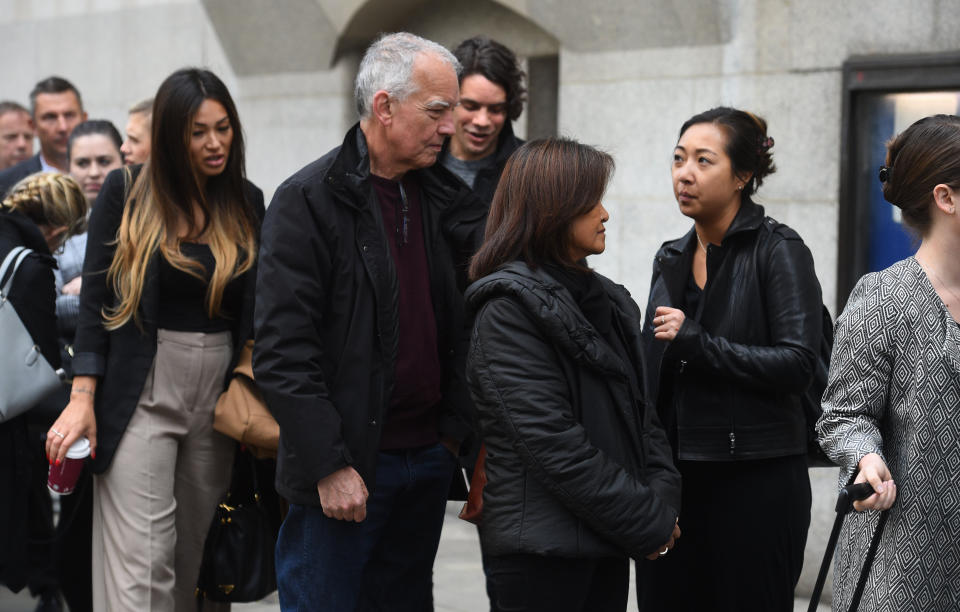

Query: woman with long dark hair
[
  {"left": 817, "top": 114, "right": 960, "bottom": 611},
  {"left": 45, "top": 68, "right": 264, "bottom": 611},
  {"left": 636, "top": 107, "right": 823, "bottom": 611},
  {"left": 466, "top": 138, "right": 681, "bottom": 612}
]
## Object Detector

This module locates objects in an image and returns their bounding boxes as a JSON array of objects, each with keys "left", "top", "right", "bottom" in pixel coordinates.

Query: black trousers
[
  {"left": 636, "top": 455, "right": 811, "bottom": 612},
  {"left": 486, "top": 553, "right": 628, "bottom": 612}
]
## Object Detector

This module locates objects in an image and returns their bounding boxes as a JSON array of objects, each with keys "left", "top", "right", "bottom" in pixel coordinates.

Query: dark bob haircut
[{"left": 469, "top": 137, "right": 613, "bottom": 280}]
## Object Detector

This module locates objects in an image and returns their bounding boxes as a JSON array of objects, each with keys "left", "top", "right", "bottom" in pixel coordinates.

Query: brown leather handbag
[
  {"left": 214, "top": 341, "right": 278, "bottom": 458},
  {"left": 458, "top": 444, "right": 487, "bottom": 524}
]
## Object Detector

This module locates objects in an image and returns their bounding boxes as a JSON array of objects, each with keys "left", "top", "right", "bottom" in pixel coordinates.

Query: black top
[
  {"left": 157, "top": 242, "right": 244, "bottom": 332},
  {"left": 682, "top": 272, "right": 703, "bottom": 320}
]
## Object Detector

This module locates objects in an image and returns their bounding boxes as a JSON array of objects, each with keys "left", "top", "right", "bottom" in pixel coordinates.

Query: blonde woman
[
  {"left": 46, "top": 68, "right": 264, "bottom": 612},
  {"left": 0, "top": 173, "right": 87, "bottom": 598}
]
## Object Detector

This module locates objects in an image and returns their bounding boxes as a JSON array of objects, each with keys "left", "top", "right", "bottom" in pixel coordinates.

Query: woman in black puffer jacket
[{"left": 465, "top": 138, "right": 681, "bottom": 612}]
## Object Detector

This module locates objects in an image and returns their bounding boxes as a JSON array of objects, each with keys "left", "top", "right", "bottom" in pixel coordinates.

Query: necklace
[
  {"left": 925, "top": 265, "right": 960, "bottom": 308},
  {"left": 695, "top": 231, "right": 708, "bottom": 254}
]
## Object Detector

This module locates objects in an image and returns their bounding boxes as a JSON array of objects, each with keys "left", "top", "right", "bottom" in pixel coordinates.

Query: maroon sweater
[{"left": 369, "top": 173, "right": 443, "bottom": 450}]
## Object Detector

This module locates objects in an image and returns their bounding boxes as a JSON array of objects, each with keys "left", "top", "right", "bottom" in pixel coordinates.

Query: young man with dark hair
[{"left": 441, "top": 36, "right": 526, "bottom": 205}]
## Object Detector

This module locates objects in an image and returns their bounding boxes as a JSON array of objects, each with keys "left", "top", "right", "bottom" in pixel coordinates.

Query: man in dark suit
[
  {"left": 0, "top": 77, "right": 86, "bottom": 197},
  {"left": 0, "top": 101, "right": 34, "bottom": 170}
]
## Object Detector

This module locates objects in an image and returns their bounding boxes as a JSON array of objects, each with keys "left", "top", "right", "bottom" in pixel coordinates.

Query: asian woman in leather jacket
[{"left": 636, "top": 107, "right": 824, "bottom": 612}]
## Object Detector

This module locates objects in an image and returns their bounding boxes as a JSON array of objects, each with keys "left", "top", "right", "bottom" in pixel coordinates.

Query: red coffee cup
[{"left": 47, "top": 437, "right": 90, "bottom": 495}]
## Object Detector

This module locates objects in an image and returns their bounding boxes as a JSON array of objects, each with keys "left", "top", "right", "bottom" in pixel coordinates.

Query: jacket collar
[
  {"left": 466, "top": 261, "right": 631, "bottom": 378},
  {"left": 325, "top": 122, "right": 465, "bottom": 215},
  {"left": 722, "top": 197, "right": 766, "bottom": 240},
  {"left": 440, "top": 120, "right": 521, "bottom": 167}
]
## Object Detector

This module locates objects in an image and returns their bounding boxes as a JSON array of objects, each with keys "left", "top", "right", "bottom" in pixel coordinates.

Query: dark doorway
[{"left": 837, "top": 53, "right": 960, "bottom": 310}]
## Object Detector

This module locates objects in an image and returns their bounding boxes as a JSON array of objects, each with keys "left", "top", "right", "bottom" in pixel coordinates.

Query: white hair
[{"left": 355, "top": 32, "right": 461, "bottom": 119}]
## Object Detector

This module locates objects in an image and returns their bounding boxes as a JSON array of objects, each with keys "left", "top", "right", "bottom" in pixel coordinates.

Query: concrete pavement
[{"left": 2, "top": 502, "right": 830, "bottom": 611}]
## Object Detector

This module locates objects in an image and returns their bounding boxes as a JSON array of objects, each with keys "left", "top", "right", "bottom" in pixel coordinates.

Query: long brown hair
[
  {"left": 104, "top": 68, "right": 257, "bottom": 329},
  {"left": 469, "top": 138, "right": 614, "bottom": 281}
]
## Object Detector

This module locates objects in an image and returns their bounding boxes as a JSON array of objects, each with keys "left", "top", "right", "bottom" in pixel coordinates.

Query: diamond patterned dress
[{"left": 817, "top": 257, "right": 960, "bottom": 611}]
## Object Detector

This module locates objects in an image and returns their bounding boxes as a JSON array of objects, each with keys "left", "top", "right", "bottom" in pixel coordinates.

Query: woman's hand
[
  {"left": 645, "top": 519, "right": 681, "bottom": 561},
  {"left": 653, "top": 307, "right": 685, "bottom": 342},
  {"left": 853, "top": 453, "right": 896, "bottom": 512},
  {"left": 46, "top": 376, "right": 98, "bottom": 465},
  {"left": 61, "top": 276, "right": 82, "bottom": 296}
]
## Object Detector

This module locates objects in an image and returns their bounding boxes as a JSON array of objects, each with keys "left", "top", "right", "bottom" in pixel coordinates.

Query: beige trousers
[{"left": 92, "top": 329, "right": 235, "bottom": 612}]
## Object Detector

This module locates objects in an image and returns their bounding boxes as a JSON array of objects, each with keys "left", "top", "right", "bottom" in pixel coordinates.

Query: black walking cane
[{"left": 808, "top": 482, "right": 890, "bottom": 612}]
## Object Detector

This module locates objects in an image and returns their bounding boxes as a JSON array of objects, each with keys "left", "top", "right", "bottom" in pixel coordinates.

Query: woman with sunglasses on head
[
  {"left": 637, "top": 107, "right": 824, "bottom": 612},
  {"left": 466, "top": 137, "right": 681, "bottom": 612},
  {"left": 817, "top": 114, "right": 960, "bottom": 611},
  {"left": 46, "top": 68, "right": 264, "bottom": 611}
]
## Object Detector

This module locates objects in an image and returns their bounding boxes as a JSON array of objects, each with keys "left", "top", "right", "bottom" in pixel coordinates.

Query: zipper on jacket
[
  {"left": 678, "top": 359, "right": 687, "bottom": 373},
  {"left": 728, "top": 431, "right": 736, "bottom": 455}
]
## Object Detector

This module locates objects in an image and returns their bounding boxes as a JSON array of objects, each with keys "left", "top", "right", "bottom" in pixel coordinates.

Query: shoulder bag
[
  {"left": 196, "top": 447, "right": 278, "bottom": 604},
  {"left": 0, "top": 246, "right": 64, "bottom": 423},
  {"left": 214, "top": 340, "right": 279, "bottom": 458}
]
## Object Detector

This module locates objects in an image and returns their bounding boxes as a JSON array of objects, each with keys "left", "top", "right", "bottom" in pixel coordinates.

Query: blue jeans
[{"left": 276, "top": 442, "right": 457, "bottom": 611}]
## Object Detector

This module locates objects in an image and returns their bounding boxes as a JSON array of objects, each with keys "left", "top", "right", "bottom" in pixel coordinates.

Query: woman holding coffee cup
[
  {"left": 45, "top": 68, "right": 264, "bottom": 611},
  {"left": 0, "top": 172, "right": 88, "bottom": 594}
]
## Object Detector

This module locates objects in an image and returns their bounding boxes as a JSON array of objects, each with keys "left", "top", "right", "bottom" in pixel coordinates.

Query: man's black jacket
[
  {"left": 253, "top": 124, "right": 487, "bottom": 505},
  {"left": 642, "top": 199, "right": 822, "bottom": 461},
  {"left": 0, "top": 154, "right": 43, "bottom": 198}
]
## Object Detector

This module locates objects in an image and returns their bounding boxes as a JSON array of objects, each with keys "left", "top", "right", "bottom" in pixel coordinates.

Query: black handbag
[{"left": 196, "top": 447, "right": 278, "bottom": 604}]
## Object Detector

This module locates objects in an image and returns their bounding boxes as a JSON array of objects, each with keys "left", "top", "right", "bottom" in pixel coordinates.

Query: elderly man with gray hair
[{"left": 254, "top": 32, "right": 486, "bottom": 609}]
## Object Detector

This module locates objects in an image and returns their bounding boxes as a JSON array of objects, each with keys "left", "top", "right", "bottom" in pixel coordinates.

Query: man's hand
[
  {"left": 645, "top": 519, "right": 682, "bottom": 561},
  {"left": 317, "top": 466, "right": 369, "bottom": 522}
]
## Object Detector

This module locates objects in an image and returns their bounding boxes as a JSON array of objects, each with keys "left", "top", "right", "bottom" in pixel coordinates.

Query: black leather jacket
[
  {"left": 466, "top": 262, "right": 680, "bottom": 559},
  {"left": 642, "top": 200, "right": 822, "bottom": 461}
]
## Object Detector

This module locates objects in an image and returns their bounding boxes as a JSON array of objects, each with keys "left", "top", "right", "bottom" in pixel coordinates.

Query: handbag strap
[{"left": 0, "top": 246, "right": 32, "bottom": 298}]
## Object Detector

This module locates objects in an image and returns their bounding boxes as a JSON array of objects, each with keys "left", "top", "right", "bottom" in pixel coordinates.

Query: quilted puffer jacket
[{"left": 465, "top": 261, "right": 680, "bottom": 560}]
